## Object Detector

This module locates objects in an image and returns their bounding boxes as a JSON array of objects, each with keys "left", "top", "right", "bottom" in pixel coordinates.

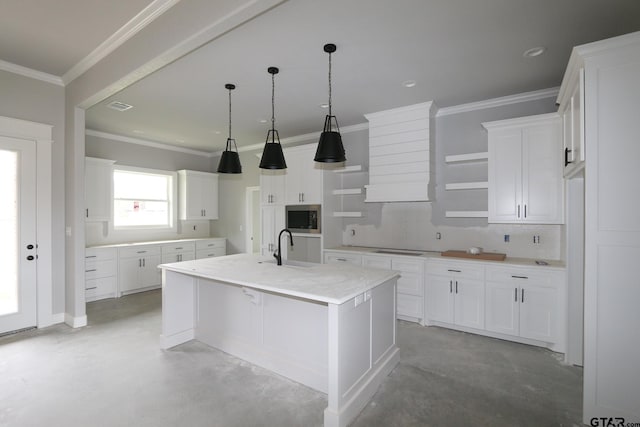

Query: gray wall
[
  {"left": 0, "top": 70, "right": 66, "bottom": 314},
  {"left": 84, "top": 133, "right": 217, "bottom": 246}
]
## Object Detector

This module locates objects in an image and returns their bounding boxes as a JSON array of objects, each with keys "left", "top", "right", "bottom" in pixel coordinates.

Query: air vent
[{"left": 107, "top": 101, "right": 133, "bottom": 112}]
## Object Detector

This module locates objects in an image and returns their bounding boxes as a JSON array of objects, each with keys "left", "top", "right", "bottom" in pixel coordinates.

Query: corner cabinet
[
  {"left": 85, "top": 157, "right": 115, "bottom": 221},
  {"left": 484, "top": 113, "right": 564, "bottom": 224},
  {"left": 177, "top": 170, "right": 219, "bottom": 220}
]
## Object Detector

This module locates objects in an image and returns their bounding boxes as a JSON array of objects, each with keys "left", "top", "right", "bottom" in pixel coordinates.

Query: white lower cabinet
[
  {"left": 85, "top": 247, "right": 117, "bottom": 301},
  {"left": 195, "top": 238, "right": 226, "bottom": 259},
  {"left": 161, "top": 242, "right": 195, "bottom": 263},
  {"left": 426, "top": 260, "right": 485, "bottom": 330},
  {"left": 485, "top": 265, "right": 565, "bottom": 348},
  {"left": 323, "top": 251, "right": 363, "bottom": 266},
  {"left": 118, "top": 245, "right": 162, "bottom": 296}
]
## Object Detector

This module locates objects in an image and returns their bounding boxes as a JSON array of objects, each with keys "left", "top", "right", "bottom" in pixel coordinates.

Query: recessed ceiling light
[
  {"left": 107, "top": 101, "right": 133, "bottom": 111},
  {"left": 402, "top": 80, "right": 417, "bottom": 88},
  {"left": 523, "top": 46, "right": 546, "bottom": 58},
  {"left": 132, "top": 129, "right": 144, "bottom": 134},
  {"left": 320, "top": 103, "right": 329, "bottom": 109},
  {"left": 214, "top": 131, "right": 221, "bottom": 135},
  {"left": 259, "top": 119, "right": 268, "bottom": 123},
  {"left": 176, "top": 139, "right": 185, "bottom": 143}
]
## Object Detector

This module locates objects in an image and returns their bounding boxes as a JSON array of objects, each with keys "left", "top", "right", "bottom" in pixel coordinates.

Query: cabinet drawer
[
  {"left": 362, "top": 255, "right": 392, "bottom": 270},
  {"left": 324, "top": 252, "right": 362, "bottom": 265},
  {"left": 119, "top": 245, "right": 161, "bottom": 259},
  {"left": 161, "top": 242, "right": 196, "bottom": 255},
  {"left": 485, "top": 266, "right": 563, "bottom": 286},
  {"left": 392, "top": 258, "right": 424, "bottom": 274},
  {"left": 85, "top": 247, "right": 116, "bottom": 262},
  {"left": 161, "top": 252, "right": 195, "bottom": 263},
  {"left": 196, "top": 239, "right": 226, "bottom": 251},
  {"left": 397, "top": 273, "right": 423, "bottom": 296},
  {"left": 427, "top": 260, "right": 484, "bottom": 280},
  {"left": 85, "top": 259, "right": 116, "bottom": 280},
  {"left": 195, "top": 248, "right": 226, "bottom": 259},
  {"left": 397, "top": 293, "right": 423, "bottom": 319},
  {"left": 86, "top": 276, "right": 116, "bottom": 300}
]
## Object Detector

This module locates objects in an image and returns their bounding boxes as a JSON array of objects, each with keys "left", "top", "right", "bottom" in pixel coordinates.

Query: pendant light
[
  {"left": 217, "top": 84, "right": 242, "bottom": 173},
  {"left": 314, "top": 43, "right": 346, "bottom": 163},
  {"left": 259, "top": 67, "right": 287, "bottom": 169}
]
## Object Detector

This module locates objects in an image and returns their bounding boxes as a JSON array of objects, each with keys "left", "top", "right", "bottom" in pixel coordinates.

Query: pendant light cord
[
  {"left": 328, "top": 50, "right": 332, "bottom": 117},
  {"left": 271, "top": 72, "right": 276, "bottom": 139},
  {"left": 228, "top": 88, "right": 232, "bottom": 141}
]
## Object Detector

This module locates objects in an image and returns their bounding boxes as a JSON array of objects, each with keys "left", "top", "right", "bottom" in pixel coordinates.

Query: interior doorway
[
  {"left": 245, "top": 186, "right": 261, "bottom": 254},
  {"left": 0, "top": 135, "right": 37, "bottom": 335}
]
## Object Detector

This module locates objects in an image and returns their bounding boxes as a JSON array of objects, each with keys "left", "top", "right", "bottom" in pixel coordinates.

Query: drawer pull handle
[
  {"left": 137, "top": 251, "right": 147, "bottom": 254},
  {"left": 521, "top": 289, "right": 525, "bottom": 303},
  {"left": 86, "top": 286, "right": 97, "bottom": 290},
  {"left": 511, "top": 275, "right": 528, "bottom": 279},
  {"left": 86, "top": 255, "right": 97, "bottom": 259},
  {"left": 175, "top": 247, "right": 183, "bottom": 250},
  {"left": 336, "top": 258, "right": 347, "bottom": 262},
  {"left": 85, "top": 269, "right": 97, "bottom": 272},
  {"left": 447, "top": 269, "right": 461, "bottom": 273},
  {"left": 449, "top": 280, "right": 452, "bottom": 293},
  {"left": 208, "top": 244, "right": 214, "bottom": 247},
  {"left": 514, "top": 288, "right": 518, "bottom": 302}
]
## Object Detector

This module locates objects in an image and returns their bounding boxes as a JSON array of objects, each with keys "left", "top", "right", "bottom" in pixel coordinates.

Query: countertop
[
  {"left": 326, "top": 246, "right": 566, "bottom": 270},
  {"left": 87, "top": 237, "right": 225, "bottom": 249},
  {"left": 159, "top": 253, "right": 400, "bottom": 305}
]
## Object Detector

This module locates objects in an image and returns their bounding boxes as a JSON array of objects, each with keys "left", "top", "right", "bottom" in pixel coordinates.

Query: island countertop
[{"left": 159, "top": 253, "right": 399, "bottom": 305}]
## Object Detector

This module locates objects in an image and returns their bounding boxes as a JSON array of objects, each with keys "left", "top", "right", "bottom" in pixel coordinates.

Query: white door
[{"left": 0, "top": 136, "right": 37, "bottom": 335}]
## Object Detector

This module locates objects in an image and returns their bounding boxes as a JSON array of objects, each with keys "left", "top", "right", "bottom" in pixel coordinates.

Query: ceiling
[{"left": 3, "top": 1, "right": 639, "bottom": 153}]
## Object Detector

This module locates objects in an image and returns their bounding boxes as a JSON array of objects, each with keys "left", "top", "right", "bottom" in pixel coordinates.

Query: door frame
[
  {"left": 245, "top": 186, "right": 260, "bottom": 254},
  {"left": 0, "top": 115, "right": 54, "bottom": 328}
]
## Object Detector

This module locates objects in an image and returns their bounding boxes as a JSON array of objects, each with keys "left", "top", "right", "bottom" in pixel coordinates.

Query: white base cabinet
[
  {"left": 195, "top": 238, "right": 226, "bottom": 259},
  {"left": 85, "top": 247, "right": 117, "bottom": 301},
  {"left": 118, "top": 245, "right": 162, "bottom": 296}
]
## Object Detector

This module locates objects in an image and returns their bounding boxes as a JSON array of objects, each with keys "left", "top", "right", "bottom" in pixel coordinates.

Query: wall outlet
[
  {"left": 533, "top": 235, "right": 541, "bottom": 244},
  {"left": 436, "top": 232, "right": 442, "bottom": 240},
  {"left": 504, "top": 234, "right": 510, "bottom": 243},
  {"left": 193, "top": 225, "right": 197, "bottom": 231}
]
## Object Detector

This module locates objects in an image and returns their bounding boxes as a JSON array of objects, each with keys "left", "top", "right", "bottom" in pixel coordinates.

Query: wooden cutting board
[{"left": 441, "top": 250, "right": 506, "bottom": 261}]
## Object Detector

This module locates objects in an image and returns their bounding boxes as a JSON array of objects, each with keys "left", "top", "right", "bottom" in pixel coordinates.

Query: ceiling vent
[{"left": 107, "top": 101, "right": 133, "bottom": 112}]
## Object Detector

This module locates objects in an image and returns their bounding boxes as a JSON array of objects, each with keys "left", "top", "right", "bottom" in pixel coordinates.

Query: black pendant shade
[
  {"left": 315, "top": 43, "right": 346, "bottom": 163},
  {"left": 259, "top": 67, "right": 286, "bottom": 169},
  {"left": 217, "top": 83, "right": 242, "bottom": 174}
]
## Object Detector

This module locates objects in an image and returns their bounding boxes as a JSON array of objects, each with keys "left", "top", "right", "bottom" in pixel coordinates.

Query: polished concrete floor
[{"left": 0, "top": 290, "right": 583, "bottom": 427}]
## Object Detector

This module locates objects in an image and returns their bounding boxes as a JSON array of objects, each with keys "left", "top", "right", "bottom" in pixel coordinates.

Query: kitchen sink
[{"left": 373, "top": 249, "right": 424, "bottom": 256}]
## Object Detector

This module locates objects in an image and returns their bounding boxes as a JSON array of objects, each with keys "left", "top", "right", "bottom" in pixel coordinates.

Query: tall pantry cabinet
[{"left": 558, "top": 32, "right": 640, "bottom": 424}]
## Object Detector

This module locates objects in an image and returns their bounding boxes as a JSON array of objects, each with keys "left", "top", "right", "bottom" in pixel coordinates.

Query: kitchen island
[{"left": 159, "top": 253, "right": 400, "bottom": 427}]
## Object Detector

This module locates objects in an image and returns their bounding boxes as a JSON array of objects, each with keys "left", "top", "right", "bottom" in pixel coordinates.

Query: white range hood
[{"left": 364, "top": 101, "right": 435, "bottom": 202}]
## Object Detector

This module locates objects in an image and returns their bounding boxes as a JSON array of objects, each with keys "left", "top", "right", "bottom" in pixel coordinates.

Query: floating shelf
[
  {"left": 332, "top": 188, "right": 363, "bottom": 196},
  {"left": 333, "top": 165, "right": 365, "bottom": 173},
  {"left": 445, "top": 181, "right": 489, "bottom": 191},
  {"left": 445, "top": 210, "right": 488, "bottom": 218},
  {"left": 445, "top": 152, "right": 489, "bottom": 164},
  {"left": 333, "top": 212, "right": 363, "bottom": 218}
]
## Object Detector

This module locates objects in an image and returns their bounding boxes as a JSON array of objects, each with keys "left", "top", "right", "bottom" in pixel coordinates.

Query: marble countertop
[
  {"left": 87, "top": 237, "right": 225, "bottom": 249},
  {"left": 159, "top": 253, "right": 400, "bottom": 305},
  {"left": 326, "top": 246, "right": 565, "bottom": 269}
]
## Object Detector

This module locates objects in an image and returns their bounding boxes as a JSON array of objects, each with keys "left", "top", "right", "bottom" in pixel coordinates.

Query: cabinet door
[
  {"left": 519, "top": 283, "right": 558, "bottom": 343},
  {"left": 261, "top": 206, "right": 283, "bottom": 256},
  {"left": 140, "top": 254, "right": 162, "bottom": 288},
  {"left": 85, "top": 158, "right": 114, "bottom": 221},
  {"left": 426, "top": 275, "right": 454, "bottom": 324},
  {"left": 454, "top": 278, "right": 485, "bottom": 329},
  {"left": 179, "top": 171, "right": 219, "bottom": 220},
  {"left": 260, "top": 170, "right": 286, "bottom": 205},
  {"left": 118, "top": 257, "right": 141, "bottom": 293},
  {"left": 202, "top": 174, "right": 219, "bottom": 219},
  {"left": 485, "top": 281, "right": 519, "bottom": 337},
  {"left": 488, "top": 129, "right": 522, "bottom": 223},
  {"left": 522, "top": 123, "right": 563, "bottom": 224},
  {"left": 362, "top": 256, "right": 392, "bottom": 270},
  {"left": 284, "top": 146, "right": 323, "bottom": 204}
]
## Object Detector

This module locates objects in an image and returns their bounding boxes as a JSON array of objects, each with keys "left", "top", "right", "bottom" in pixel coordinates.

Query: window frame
[{"left": 111, "top": 165, "right": 177, "bottom": 232}]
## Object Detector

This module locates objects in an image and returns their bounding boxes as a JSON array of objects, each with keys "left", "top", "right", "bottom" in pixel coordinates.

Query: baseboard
[
  {"left": 51, "top": 313, "right": 65, "bottom": 324},
  {"left": 64, "top": 313, "right": 88, "bottom": 328}
]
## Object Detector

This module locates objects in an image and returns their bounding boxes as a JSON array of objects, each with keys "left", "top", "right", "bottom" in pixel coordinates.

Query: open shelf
[
  {"left": 445, "top": 181, "right": 489, "bottom": 191},
  {"left": 333, "top": 165, "right": 365, "bottom": 173},
  {"left": 445, "top": 152, "right": 488, "bottom": 164},
  {"left": 332, "top": 188, "right": 363, "bottom": 196},
  {"left": 333, "top": 212, "right": 363, "bottom": 218},
  {"left": 445, "top": 210, "right": 488, "bottom": 218}
]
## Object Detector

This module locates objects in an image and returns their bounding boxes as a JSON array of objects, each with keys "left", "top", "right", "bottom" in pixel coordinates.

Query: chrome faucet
[{"left": 274, "top": 228, "right": 294, "bottom": 266}]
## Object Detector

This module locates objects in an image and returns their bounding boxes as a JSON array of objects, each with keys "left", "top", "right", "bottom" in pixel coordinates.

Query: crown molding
[
  {"left": 0, "top": 59, "right": 64, "bottom": 86},
  {"left": 62, "top": 0, "right": 181, "bottom": 85},
  {"left": 86, "top": 129, "right": 213, "bottom": 157},
  {"left": 222, "top": 122, "right": 370, "bottom": 156},
  {"left": 436, "top": 87, "right": 559, "bottom": 117}
]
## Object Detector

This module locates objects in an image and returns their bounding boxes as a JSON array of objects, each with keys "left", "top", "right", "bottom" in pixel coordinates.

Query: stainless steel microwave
[{"left": 285, "top": 204, "right": 321, "bottom": 234}]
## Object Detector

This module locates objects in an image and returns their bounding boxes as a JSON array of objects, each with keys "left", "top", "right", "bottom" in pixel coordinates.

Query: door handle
[
  {"left": 26, "top": 255, "right": 35, "bottom": 261},
  {"left": 564, "top": 147, "right": 573, "bottom": 166},
  {"left": 514, "top": 288, "right": 518, "bottom": 302},
  {"left": 455, "top": 281, "right": 458, "bottom": 294},
  {"left": 524, "top": 205, "right": 527, "bottom": 219},
  {"left": 521, "top": 289, "right": 525, "bottom": 303},
  {"left": 27, "top": 244, "right": 34, "bottom": 250},
  {"left": 517, "top": 204, "right": 520, "bottom": 218},
  {"left": 449, "top": 280, "right": 452, "bottom": 293}
]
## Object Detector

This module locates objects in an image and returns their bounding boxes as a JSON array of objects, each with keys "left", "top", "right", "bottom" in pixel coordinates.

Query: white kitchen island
[{"left": 159, "top": 253, "right": 400, "bottom": 427}]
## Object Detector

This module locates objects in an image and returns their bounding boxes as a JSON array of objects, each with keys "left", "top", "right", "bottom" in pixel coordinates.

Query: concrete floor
[{"left": 0, "top": 290, "right": 583, "bottom": 427}]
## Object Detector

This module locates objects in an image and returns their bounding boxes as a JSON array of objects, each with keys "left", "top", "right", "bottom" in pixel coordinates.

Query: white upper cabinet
[
  {"left": 283, "top": 144, "right": 323, "bottom": 205},
  {"left": 364, "top": 102, "right": 435, "bottom": 202},
  {"left": 557, "top": 64, "right": 585, "bottom": 178},
  {"left": 177, "top": 170, "right": 218, "bottom": 220},
  {"left": 260, "top": 170, "right": 286, "bottom": 205},
  {"left": 485, "top": 113, "right": 564, "bottom": 224},
  {"left": 85, "top": 157, "right": 115, "bottom": 222}
]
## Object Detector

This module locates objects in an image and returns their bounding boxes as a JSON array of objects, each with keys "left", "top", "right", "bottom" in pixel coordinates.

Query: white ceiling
[
  {"left": 2, "top": 1, "right": 639, "bottom": 153},
  {"left": 0, "top": 0, "right": 154, "bottom": 77}
]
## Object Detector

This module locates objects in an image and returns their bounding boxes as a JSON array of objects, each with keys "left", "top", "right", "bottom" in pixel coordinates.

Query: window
[{"left": 113, "top": 167, "right": 176, "bottom": 229}]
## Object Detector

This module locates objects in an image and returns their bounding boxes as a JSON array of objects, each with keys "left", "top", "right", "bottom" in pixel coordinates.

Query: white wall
[{"left": 0, "top": 70, "right": 66, "bottom": 314}]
